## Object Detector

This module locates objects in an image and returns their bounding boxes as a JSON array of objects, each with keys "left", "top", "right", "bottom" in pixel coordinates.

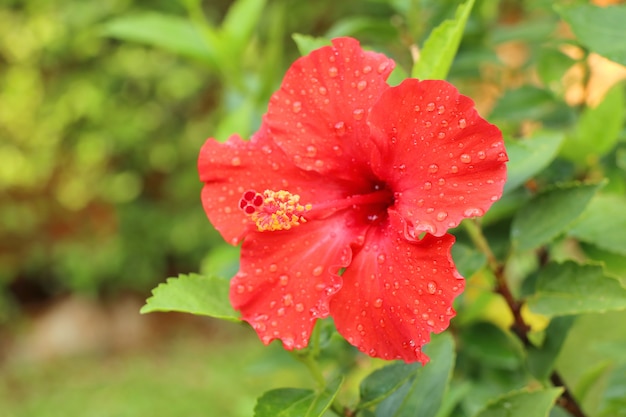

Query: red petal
[
  {"left": 230, "top": 214, "right": 359, "bottom": 350},
  {"left": 198, "top": 129, "right": 346, "bottom": 244},
  {"left": 369, "top": 79, "right": 508, "bottom": 236},
  {"left": 330, "top": 211, "right": 464, "bottom": 363},
  {"left": 264, "top": 37, "right": 394, "bottom": 183}
]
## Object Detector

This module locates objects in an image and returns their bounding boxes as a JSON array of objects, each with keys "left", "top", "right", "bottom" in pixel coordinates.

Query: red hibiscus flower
[{"left": 198, "top": 37, "right": 507, "bottom": 363}]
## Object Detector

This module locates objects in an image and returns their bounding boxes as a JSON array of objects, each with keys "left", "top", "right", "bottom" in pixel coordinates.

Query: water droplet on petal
[
  {"left": 283, "top": 293, "right": 293, "bottom": 306},
  {"left": 464, "top": 207, "right": 484, "bottom": 217},
  {"left": 426, "top": 102, "right": 435, "bottom": 112},
  {"left": 334, "top": 121, "right": 346, "bottom": 136},
  {"left": 279, "top": 275, "right": 289, "bottom": 286},
  {"left": 414, "top": 105, "right": 421, "bottom": 112},
  {"left": 450, "top": 165, "right": 459, "bottom": 173},
  {"left": 363, "top": 65, "right": 372, "bottom": 74},
  {"left": 477, "top": 150, "right": 486, "bottom": 160},
  {"left": 497, "top": 152, "right": 507, "bottom": 161},
  {"left": 292, "top": 101, "right": 302, "bottom": 113},
  {"left": 436, "top": 211, "right": 448, "bottom": 221},
  {"left": 437, "top": 132, "right": 446, "bottom": 139},
  {"left": 306, "top": 145, "right": 317, "bottom": 157},
  {"left": 312, "top": 265, "right": 324, "bottom": 276},
  {"left": 458, "top": 118, "right": 467, "bottom": 129},
  {"left": 356, "top": 80, "right": 367, "bottom": 91},
  {"left": 328, "top": 66, "right": 338, "bottom": 77},
  {"left": 295, "top": 303, "right": 304, "bottom": 312},
  {"left": 231, "top": 156, "right": 241, "bottom": 166},
  {"left": 460, "top": 154, "right": 472, "bottom": 163},
  {"left": 374, "top": 298, "right": 383, "bottom": 308},
  {"left": 377, "top": 254, "right": 386, "bottom": 264},
  {"left": 377, "top": 62, "right": 389, "bottom": 73},
  {"left": 353, "top": 108, "right": 364, "bottom": 120},
  {"left": 424, "top": 181, "right": 432, "bottom": 190},
  {"left": 428, "top": 164, "right": 439, "bottom": 173},
  {"left": 236, "top": 284, "right": 245, "bottom": 294},
  {"left": 318, "top": 86, "right": 327, "bottom": 95},
  {"left": 437, "top": 105, "right": 445, "bottom": 114}
]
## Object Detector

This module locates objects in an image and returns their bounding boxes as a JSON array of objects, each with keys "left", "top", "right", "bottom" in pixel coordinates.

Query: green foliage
[
  {"left": 254, "top": 378, "right": 342, "bottom": 417},
  {"left": 473, "top": 388, "right": 563, "bottom": 417},
  {"left": 141, "top": 273, "right": 239, "bottom": 321}
]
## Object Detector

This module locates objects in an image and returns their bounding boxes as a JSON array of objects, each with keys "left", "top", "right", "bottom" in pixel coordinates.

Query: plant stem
[{"left": 463, "top": 219, "right": 587, "bottom": 417}]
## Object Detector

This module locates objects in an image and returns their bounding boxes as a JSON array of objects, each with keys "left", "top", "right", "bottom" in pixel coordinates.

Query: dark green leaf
[
  {"left": 412, "top": 0, "right": 476, "bottom": 80},
  {"left": 511, "top": 182, "right": 602, "bottom": 251},
  {"left": 140, "top": 273, "right": 239, "bottom": 321},
  {"left": 473, "top": 388, "right": 562, "bottom": 417},
  {"left": 527, "top": 316, "right": 576, "bottom": 381},
  {"left": 557, "top": 4, "right": 626, "bottom": 66},
  {"left": 254, "top": 378, "right": 342, "bottom": 417},
  {"left": 504, "top": 130, "right": 565, "bottom": 194},
  {"left": 292, "top": 34, "right": 332, "bottom": 56},
  {"left": 375, "top": 333, "right": 455, "bottom": 417},
  {"left": 561, "top": 83, "right": 624, "bottom": 164},
  {"left": 460, "top": 322, "right": 524, "bottom": 370},
  {"left": 101, "top": 13, "right": 217, "bottom": 65},
  {"left": 527, "top": 261, "right": 626, "bottom": 317},
  {"left": 490, "top": 86, "right": 556, "bottom": 123},
  {"left": 569, "top": 194, "right": 626, "bottom": 256},
  {"left": 451, "top": 243, "right": 487, "bottom": 278},
  {"left": 359, "top": 362, "right": 421, "bottom": 409}
]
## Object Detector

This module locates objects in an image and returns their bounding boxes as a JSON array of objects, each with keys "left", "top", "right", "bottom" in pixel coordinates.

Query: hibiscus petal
[
  {"left": 264, "top": 37, "right": 394, "bottom": 183},
  {"left": 230, "top": 214, "right": 359, "bottom": 350},
  {"left": 198, "top": 128, "right": 346, "bottom": 244},
  {"left": 330, "top": 211, "right": 464, "bottom": 363},
  {"left": 369, "top": 79, "right": 508, "bottom": 236}
]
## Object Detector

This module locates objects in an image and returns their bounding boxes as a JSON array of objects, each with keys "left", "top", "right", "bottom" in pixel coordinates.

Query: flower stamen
[{"left": 239, "top": 189, "right": 312, "bottom": 232}]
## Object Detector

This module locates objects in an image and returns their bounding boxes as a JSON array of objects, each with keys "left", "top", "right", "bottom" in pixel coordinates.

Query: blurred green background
[{"left": 2, "top": 0, "right": 626, "bottom": 416}]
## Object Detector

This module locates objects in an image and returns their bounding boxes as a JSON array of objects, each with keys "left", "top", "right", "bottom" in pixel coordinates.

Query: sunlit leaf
[
  {"left": 511, "top": 182, "right": 602, "bottom": 251},
  {"left": 557, "top": 4, "right": 626, "bottom": 66},
  {"left": 528, "top": 261, "right": 626, "bottom": 317},
  {"left": 292, "top": 34, "right": 332, "bottom": 56},
  {"left": 569, "top": 194, "right": 626, "bottom": 256},
  {"left": 473, "top": 388, "right": 562, "bottom": 417},
  {"left": 254, "top": 378, "right": 342, "bottom": 417},
  {"left": 412, "top": 0, "right": 476, "bottom": 80},
  {"left": 140, "top": 273, "right": 239, "bottom": 321}
]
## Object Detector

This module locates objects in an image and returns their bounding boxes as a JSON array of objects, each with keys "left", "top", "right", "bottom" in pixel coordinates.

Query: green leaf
[
  {"left": 557, "top": 4, "right": 626, "bottom": 66},
  {"left": 581, "top": 243, "right": 626, "bottom": 286},
  {"left": 461, "top": 322, "right": 524, "bottom": 370},
  {"left": 504, "top": 130, "right": 565, "bottom": 194},
  {"left": 598, "top": 364, "right": 626, "bottom": 417},
  {"left": 101, "top": 13, "right": 217, "bottom": 65},
  {"left": 561, "top": 83, "right": 624, "bottom": 164},
  {"left": 569, "top": 194, "right": 626, "bottom": 256},
  {"left": 527, "top": 316, "right": 576, "bottom": 381},
  {"left": 254, "top": 378, "right": 342, "bottom": 417},
  {"left": 358, "top": 362, "right": 421, "bottom": 409},
  {"left": 451, "top": 243, "right": 487, "bottom": 278},
  {"left": 375, "top": 333, "right": 455, "bottom": 417},
  {"left": 490, "top": 86, "right": 558, "bottom": 123},
  {"left": 292, "top": 33, "right": 332, "bottom": 56},
  {"left": 411, "top": 0, "right": 476, "bottom": 80},
  {"left": 473, "top": 388, "right": 562, "bottom": 417},
  {"left": 511, "top": 182, "right": 603, "bottom": 251},
  {"left": 140, "top": 273, "right": 239, "bottom": 321},
  {"left": 527, "top": 261, "right": 626, "bottom": 317},
  {"left": 221, "top": 0, "right": 266, "bottom": 50}
]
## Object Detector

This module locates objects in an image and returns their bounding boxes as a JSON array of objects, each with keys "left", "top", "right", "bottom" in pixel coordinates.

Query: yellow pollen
[{"left": 239, "top": 189, "right": 312, "bottom": 232}]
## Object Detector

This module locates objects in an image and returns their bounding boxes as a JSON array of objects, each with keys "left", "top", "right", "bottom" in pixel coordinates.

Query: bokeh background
[{"left": 2, "top": 0, "right": 625, "bottom": 416}]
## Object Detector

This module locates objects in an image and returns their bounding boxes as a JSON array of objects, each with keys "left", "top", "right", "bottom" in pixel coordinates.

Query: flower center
[{"left": 239, "top": 190, "right": 312, "bottom": 232}]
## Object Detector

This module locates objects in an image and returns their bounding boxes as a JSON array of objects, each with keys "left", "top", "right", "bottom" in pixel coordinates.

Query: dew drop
[
  {"left": 305, "top": 145, "right": 317, "bottom": 157},
  {"left": 497, "top": 152, "right": 507, "bottom": 161},
  {"left": 318, "top": 86, "right": 327, "bottom": 95},
  {"left": 231, "top": 156, "right": 241, "bottom": 166},
  {"left": 414, "top": 105, "right": 421, "bottom": 112},
  {"left": 424, "top": 181, "right": 432, "bottom": 190},
  {"left": 292, "top": 101, "right": 302, "bottom": 113},
  {"left": 458, "top": 118, "right": 467, "bottom": 129},
  {"left": 436, "top": 211, "right": 448, "bottom": 221},
  {"left": 437, "top": 105, "right": 445, "bottom": 114},
  {"left": 460, "top": 154, "right": 472, "bottom": 163},
  {"left": 362, "top": 65, "right": 372, "bottom": 74},
  {"left": 236, "top": 284, "right": 245, "bottom": 294},
  {"left": 428, "top": 164, "right": 439, "bottom": 173},
  {"left": 295, "top": 303, "right": 304, "bottom": 312},
  {"left": 377, "top": 62, "right": 389, "bottom": 73},
  {"left": 314, "top": 159, "right": 324, "bottom": 168},
  {"left": 283, "top": 293, "right": 293, "bottom": 306},
  {"left": 426, "top": 102, "right": 435, "bottom": 112},
  {"left": 450, "top": 165, "right": 459, "bottom": 174},
  {"left": 356, "top": 80, "right": 367, "bottom": 91},
  {"left": 353, "top": 108, "right": 364, "bottom": 120},
  {"left": 277, "top": 307, "right": 285, "bottom": 316},
  {"left": 312, "top": 265, "right": 324, "bottom": 276},
  {"left": 332, "top": 145, "right": 342, "bottom": 156},
  {"left": 477, "top": 150, "right": 486, "bottom": 160},
  {"left": 374, "top": 298, "right": 383, "bottom": 308},
  {"left": 334, "top": 121, "right": 346, "bottom": 136},
  {"left": 269, "top": 264, "right": 278, "bottom": 272},
  {"left": 279, "top": 275, "right": 289, "bottom": 286},
  {"left": 437, "top": 131, "right": 446, "bottom": 139},
  {"left": 328, "top": 66, "right": 338, "bottom": 77},
  {"left": 464, "top": 207, "right": 484, "bottom": 217},
  {"left": 377, "top": 254, "right": 386, "bottom": 264}
]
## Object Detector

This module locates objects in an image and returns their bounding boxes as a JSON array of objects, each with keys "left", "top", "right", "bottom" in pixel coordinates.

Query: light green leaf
[
  {"left": 598, "top": 364, "right": 626, "bottom": 417},
  {"left": 504, "top": 130, "right": 565, "bottom": 194},
  {"left": 561, "top": 83, "right": 624, "bottom": 164},
  {"left": 473, "top": 388, "right": 562, "bottom": 417},
  {"left": 221, "top": 0, "right": 266, "bottom": 49},
  {"left": 411, "top": 0, "right": 476, "bottom": 80},
  {"left": 292, "top": 33, "right": 332, "bottom": 56},
  {"left": 375, "top": 333, "right": 455, "bottom": 417},
  {"left": 557, "top": 4, "right": 626, "bottom": 66},
  {"left": 254, "top": 378, "right": 342, "bottom": 417},
  {"left": 526, "top": 316, "right": 575, "bottom": 381},
  {"left": 511, "top": 182, "right": 602, "bottom": 251},
  {"left": 140, "top": 273, "right": 239, "bottom": 321},
  {"left": 101, "top": 13, "right": 217, "bottom": 65},
  {"left": 569, "top": 194, "right": 626, "bottom": 256},
  {"left": 451, "top": 243, "right": 487, "bottom": 278},
  {"left": 581, "top": 243, "right": 626, "bottom": 286},
  {"left": 527, "top": 261, "right": 626, "bottom": 317}
]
